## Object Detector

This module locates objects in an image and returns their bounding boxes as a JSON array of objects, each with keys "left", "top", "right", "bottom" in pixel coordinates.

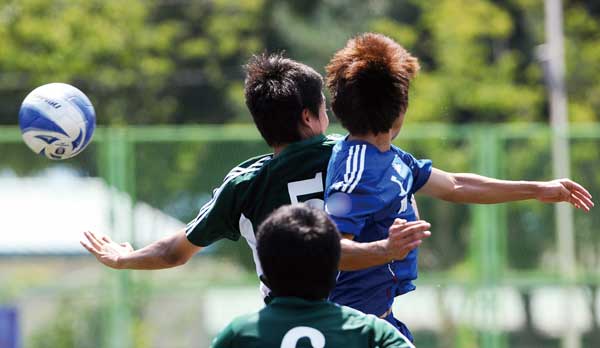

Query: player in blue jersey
[
  {"left": 81, "top": 53, "right": 431, "bottom": 302},
  {"left": 324, "top": 33, "right": 594, "bottom": 341}
]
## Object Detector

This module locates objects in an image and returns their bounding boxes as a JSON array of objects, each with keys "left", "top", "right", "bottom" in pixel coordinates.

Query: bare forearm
[
  {"left": 442, "top": 173, "right": 541, "bottom": 204},
  {"left": 339, "top": 238, "right": 391, "bottom": 271},
  {"left": 116, "top": 241, "right": 181, "bottom": 269},
  {"left": 421, "top": 167, "right": 593, "bottom": 210},
  {"left": 117, "top": 232, "right": 197, "bottom": 270},
  {"left": 82, "top": 229, "right": 202, "bottom": 270}
]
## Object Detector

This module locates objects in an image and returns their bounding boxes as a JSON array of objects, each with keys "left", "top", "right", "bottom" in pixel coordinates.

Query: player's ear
[
  {"left": 301, "top": 108, "right": 315, "bottom": 126},
  {"left": 299, "top": 108, "right": 321, "bottom": 137}
]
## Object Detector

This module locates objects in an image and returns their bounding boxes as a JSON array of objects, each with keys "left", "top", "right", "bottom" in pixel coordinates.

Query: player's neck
[
  {"left": 348, "top": 132, "right": 391, "bottom": 152},
  {"left": 272, "top": 132, "right": 323, "bottom": 157},
  {"left": 273, "top": 144, "right": 287, "bottom": 157}
]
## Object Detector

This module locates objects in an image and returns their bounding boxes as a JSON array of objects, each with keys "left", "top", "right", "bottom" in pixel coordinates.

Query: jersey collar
[
  {"left": 269, "top": 296, "right": 329, "bottom": 308},
  {"left": 342, "top": 136, "right": 394, "bottom": 155},
  {"left": 276, "top": 134, "right": 327, "bottom": 157}
]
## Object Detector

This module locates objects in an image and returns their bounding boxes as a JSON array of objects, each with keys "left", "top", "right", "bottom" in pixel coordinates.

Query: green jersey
[
  {"left": 210, "top": 297, "right": 414, "bottom": 348},
  {"left": 186, "top": 134, "right": 338, "bottom": 296}
]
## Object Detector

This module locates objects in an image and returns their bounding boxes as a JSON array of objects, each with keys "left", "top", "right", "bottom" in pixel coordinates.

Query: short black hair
[
  {"left": 244, "top": 53, "right": 324, "bottom": 146},
  {"left": 326, "top": 33, "right": 420, "bottom": 135},
  {"left": 257, "top": 204, "right": 341, "bottom": 300}
]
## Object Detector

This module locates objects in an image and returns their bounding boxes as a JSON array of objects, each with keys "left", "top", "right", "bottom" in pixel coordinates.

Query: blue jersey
[{"left": 324, "top": 138, "right": 432, "bottom": 317}]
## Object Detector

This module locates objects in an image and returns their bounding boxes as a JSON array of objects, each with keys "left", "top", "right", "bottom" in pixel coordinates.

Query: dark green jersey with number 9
[
  {"left": 210, "top": 297, "right": 413, "bottom": 348},
  {"left": 186, "top": 134, "right": 339, "bottom": 296}
]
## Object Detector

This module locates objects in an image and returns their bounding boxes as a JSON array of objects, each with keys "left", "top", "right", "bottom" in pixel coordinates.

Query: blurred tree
[
  {"left": 2, "top": 0, "right": 600, "bottom": 125},
  {"left": 266, "top": 0, "right": 544, "bottom": 123},
  {"left": 0, "top": 0, "right": 180, "bottom": 124},
  {"left": 152, "top": 0, "right": 265, "bottom": 123},
  {"left": 0, "top": 0, "right": 265, "bottom": 125},
  {"left": 411, "top": 0, "right": 542, "bottom": 123}
]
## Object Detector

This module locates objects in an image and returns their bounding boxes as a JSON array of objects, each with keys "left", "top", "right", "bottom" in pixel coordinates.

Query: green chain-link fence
[{"left": 1, "top": 123, "right": 599, "bottom": 348}]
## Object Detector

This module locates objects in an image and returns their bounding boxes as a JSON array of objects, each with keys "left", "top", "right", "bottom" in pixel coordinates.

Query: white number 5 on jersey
[
  {"left": 281, "top": 326, "right": 326, "bottom": 348},
  {"left": 287, "top": 172, "right": 324, "bottom": 209}
]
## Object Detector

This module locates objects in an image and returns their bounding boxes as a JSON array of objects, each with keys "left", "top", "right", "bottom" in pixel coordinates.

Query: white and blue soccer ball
[{"left": 19, "top": 83, "right": 96, "bottom": 160}]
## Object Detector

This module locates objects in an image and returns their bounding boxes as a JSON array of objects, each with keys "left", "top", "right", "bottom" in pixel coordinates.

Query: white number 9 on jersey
[{"left": 280, "top": 326, "right": 326, "bottom": 348}]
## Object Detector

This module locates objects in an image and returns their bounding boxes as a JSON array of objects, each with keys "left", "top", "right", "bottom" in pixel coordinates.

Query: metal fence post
[
  {"left": 100, "top": 127, "right": 134, "bottom": 348},
  {"left": 469, "top": 126, "right": 507, "bottom": 348}
]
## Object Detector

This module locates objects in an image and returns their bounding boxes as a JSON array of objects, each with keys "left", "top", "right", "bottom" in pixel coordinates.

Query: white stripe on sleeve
[
  {"left": 341, "top": 145, "right": 360, "bottom": 192},
  {"left": 347, "top": 145, "right": 366, "bottom": 193}
]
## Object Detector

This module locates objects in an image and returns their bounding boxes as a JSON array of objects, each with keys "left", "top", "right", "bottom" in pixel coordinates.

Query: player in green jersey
[
  {"left": 211, "top": 203, "right": 414, "bottom": 348},
  {"left": 81, "top": 53, "right": 431, "bottom": 299}
]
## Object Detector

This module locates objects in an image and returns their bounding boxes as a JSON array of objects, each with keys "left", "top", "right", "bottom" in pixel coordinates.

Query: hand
[
  {"left": 536, "top": 179, "right": 594, "bottom": 212},
  {"left": 80, "top": 231, "right": 134, "bottom": 269},
  {"left": 383, "top": 219, "right": 431, "bottom": 261}
]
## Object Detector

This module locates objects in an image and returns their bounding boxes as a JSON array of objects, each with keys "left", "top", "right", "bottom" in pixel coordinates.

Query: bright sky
[{"left": 0, "top": 168, "right": 185, "bottom": 254}]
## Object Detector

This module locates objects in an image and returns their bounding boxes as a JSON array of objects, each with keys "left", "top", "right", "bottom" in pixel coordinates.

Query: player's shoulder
[
  {"left": 338, "top": 304, "right": 392, "bottom": 333},
  {"left": 328, "top": 141, "right": 388, "bottom": 194},
  {"left": 391, "top": 144, "right": 411, "bottom": 158},
  {"left": 226, "top": 311, "right": 260, "bottom": 333},
  {"left": 234, "top": 153, "right": 273, "bottom": 170},
  {"left": 330, "top": 140, "right": 393, "bottom": 175},
  {"left": 391, "top": 144, "right": 419, "bottom": 165},
  {"left": 336, "top": 302, "right": 370, "bottom": 319},
  {"left": 324, "top": 133, "right": 344, "bottom": 146},
  {"left": 222, "top": 154, "right": 273, "bottom": 185},
  {"left": 339, "top": 305, "right": 414, "bottom": 348},
  {"left": 292, "top": 133, "right": 339, "bottom": 155},
  {"left": 331, "top": 140, "right": 385, "bottom": 165}
]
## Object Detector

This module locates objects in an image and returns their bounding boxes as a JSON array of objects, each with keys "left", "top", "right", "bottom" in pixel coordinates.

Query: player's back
[
  {"left": 210, "top": 297, "right": 413, "bottom": 348},
  {"left": 324, "top": 138, "right": 432, "bottom": 317},
  {"left": 241, "top": 134, "right": 339, "bottom": 230},
  {"left": 186, "top": 134, "right": 338, "bottom": 297}
]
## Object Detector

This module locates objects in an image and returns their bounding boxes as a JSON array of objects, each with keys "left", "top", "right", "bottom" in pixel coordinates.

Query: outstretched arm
[
  {"left": 339, "top": 219, "right": 431, "bottom": 271},
  {"left": 80, "top": 229, "right": 201, "bottom": 270},
  {"left": 419, "top": 168, "right": 594, "bottom": 211}
]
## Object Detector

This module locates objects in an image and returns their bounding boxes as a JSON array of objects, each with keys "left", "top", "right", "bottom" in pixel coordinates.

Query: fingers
[
  {"left": 389, "top": 221, "right": 431, "bottom": 245},
  {"left": 389, "top": 220, "right": 431, "bottom": 236},
  {"left": 401, "top": 239, "right": 423, "bottom": 252},
  {"left": 570, "top": 189, "right": 594, "bottom": 210},
  {"left": 390, "top": 237, "right": 427, "bottom": 261},
  {"left": 555, "top": 180, "right": 594, "bottom": 211},
  {"left": 390, "top": 218, "right": 407, "bottom": 227},
  {"left": 563, "top": 179, "right": 592, "bottom": 199},
  {"left": 384, "top": 220, "right": 432, "bottom": 261},
  {"left": 569, "top": 191, "right": 592, "bottom": 212},
  {"left": 80, "top": 240, "right": 98, "bottom": 255},
  {"left": 397, "top": 231, "right": 431, "bottom": 245},
  {"left": 83, "top": 231, "right": 104, "bottom": 251},
  {"left": 561, "top": 179, "right": 594, "bottom": 212}
]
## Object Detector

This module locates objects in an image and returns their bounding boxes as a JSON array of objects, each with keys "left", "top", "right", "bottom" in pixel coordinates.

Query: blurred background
[{"left": 0, "top": 0, "right": 599, "bottom": 347}]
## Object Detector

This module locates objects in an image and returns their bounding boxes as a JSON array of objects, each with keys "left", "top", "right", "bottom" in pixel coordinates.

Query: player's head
[
  {"left": 244, "top": 53, "right": 329, "bottom": 147},
  {"left": 257, "top": 204, "right": 340, "bottom": 300},
  {"left": 326, "top": 33, "right": 419, "bottom": 138}
]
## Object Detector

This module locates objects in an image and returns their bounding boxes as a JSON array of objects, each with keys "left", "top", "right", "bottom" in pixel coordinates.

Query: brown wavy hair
[{"left": 326, "top": 33, "right": 420, "bottom": 135}]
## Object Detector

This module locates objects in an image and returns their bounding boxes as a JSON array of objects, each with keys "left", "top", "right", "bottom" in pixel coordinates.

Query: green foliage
[
  {"left": 28, "top": 286, "right": 151, "bottom": 348},
  {"left": 29, "top": 297, "right": 103, "bottom": 348},
  {"left": 0, "top": 0, "right": 179, "bottom": 124},
  {"left": 155, "top": 0, "right": 265, "bottom": 122},
  {"left": 564, "top": 5, "right": 600, "bottom": 122},
  {"left": 1, "top": 0, "right": 600, "bottom": 124},
  {"left": 0, "top": 0, "right": 265, "bottom": 125}
]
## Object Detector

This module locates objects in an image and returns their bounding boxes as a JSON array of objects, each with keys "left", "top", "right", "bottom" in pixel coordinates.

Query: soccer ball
[{"left": 18, "top": 83, "right": 96, "bottom": 160}]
